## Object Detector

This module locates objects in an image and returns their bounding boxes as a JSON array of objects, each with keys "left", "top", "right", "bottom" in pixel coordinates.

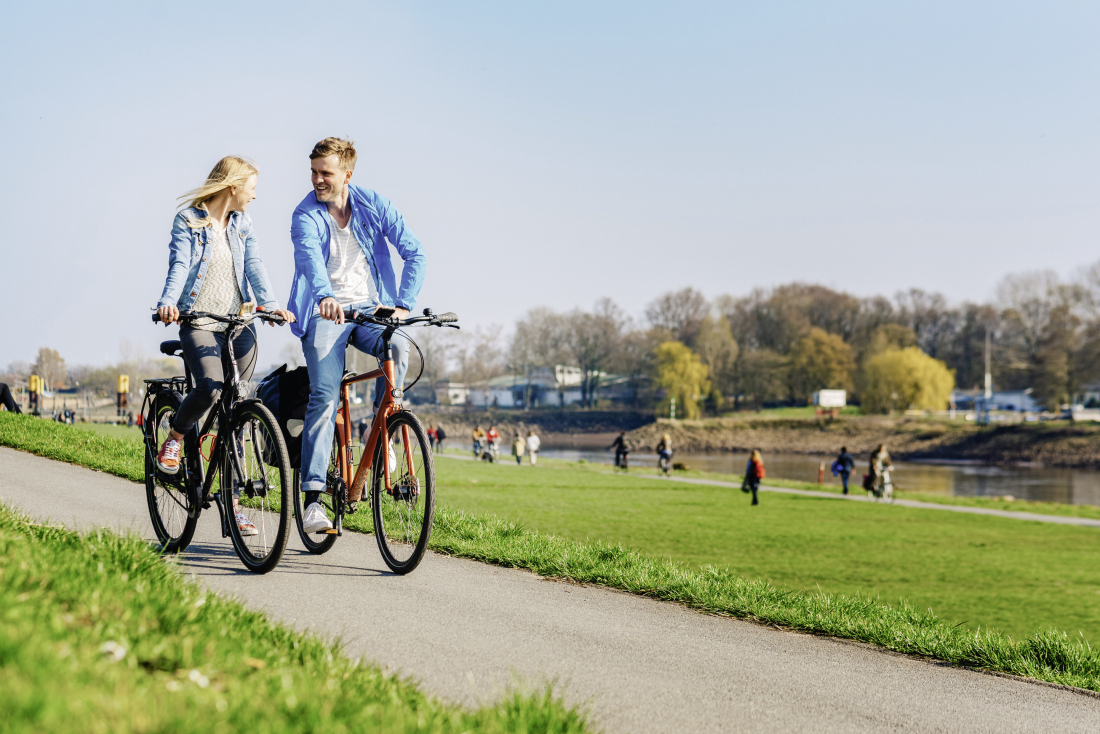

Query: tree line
[
  {"left": 413, "top": 264, "right": 1100, "bottom": 417},
  {"left": 6, "top": 264, "right": 1097, "bottom": 416}
]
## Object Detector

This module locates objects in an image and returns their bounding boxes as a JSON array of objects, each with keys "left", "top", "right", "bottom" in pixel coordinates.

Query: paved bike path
[{"left": 2, "top": 446, "right": 1099, "bottom": 733}]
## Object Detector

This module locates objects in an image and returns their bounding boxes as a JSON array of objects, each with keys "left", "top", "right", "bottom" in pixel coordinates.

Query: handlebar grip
[
  {"left": 436, "top": 312, "right": 459, "bottom": 323},
  {"left": 151, "top": 313, "right": 162, "bottom": 323}
]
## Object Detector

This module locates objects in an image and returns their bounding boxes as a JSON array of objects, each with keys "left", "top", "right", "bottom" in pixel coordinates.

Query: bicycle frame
[{"left": 330, "top": 341, "right": 417, "bottom": 535}]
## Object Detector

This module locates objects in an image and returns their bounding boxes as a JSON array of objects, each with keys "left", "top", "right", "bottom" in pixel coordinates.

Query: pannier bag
[{"left": 256, "top": 364, "right": 311, "bottom": 468}]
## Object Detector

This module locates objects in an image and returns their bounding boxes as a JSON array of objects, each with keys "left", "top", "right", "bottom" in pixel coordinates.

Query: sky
[{"left": 2, "top": 1, "right": 1098, "bottom": 369}]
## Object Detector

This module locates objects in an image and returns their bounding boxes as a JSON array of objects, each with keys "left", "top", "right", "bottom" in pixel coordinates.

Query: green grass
[
  {"left": 6, "top": 412, "right": 1100, "bottom": 692},
  {"left": 72, "top": 421, "right": 145, "bottom": 439},
  {"left": 432, "top": 457, "right": 1100, "bottom": 644},
  {"left": 0, "top": 502, "right": 588, "bottom": 733}
]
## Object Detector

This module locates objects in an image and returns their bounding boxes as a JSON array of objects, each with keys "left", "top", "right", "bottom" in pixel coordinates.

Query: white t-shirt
[
  {"left": 526, "top": 435, "right": 541, "bottom": 452},
  {"left": 326, "top": 214, "right": 379, "bottom": 308}
]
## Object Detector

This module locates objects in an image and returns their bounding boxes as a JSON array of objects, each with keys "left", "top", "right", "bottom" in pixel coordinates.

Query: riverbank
[
  {"left": 350, "top": 407, "right": 1100, "bottom": 468},
  {"left": 626, "top": 415, "right": 1100, "bottom": 468}
]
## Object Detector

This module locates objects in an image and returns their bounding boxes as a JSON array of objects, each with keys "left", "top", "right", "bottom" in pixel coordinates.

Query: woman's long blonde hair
[
  {"left": 177, "top": 156, "right": 258, "bottom": 229},
  {"left": 750, "top": 449, "right": 762, "bottom": 463}
]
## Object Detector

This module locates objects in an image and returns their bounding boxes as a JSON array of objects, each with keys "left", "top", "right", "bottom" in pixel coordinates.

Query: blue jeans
[{"left": 300, "top": 306, "right": 409, "bottom": 494}]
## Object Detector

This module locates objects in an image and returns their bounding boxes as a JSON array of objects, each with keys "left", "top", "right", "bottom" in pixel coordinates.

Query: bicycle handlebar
[
  {"left": 150, "top": 310, "right": 286, "bottom": 326},
  {"left": 343, "top": 308, "right": 460, "bottom": 329}
]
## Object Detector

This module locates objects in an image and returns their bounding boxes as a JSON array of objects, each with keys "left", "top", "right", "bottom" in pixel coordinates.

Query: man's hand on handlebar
[
  {"left": 378, "top": 306, "right": 409, "bottom": 320},
  {"left": 319, "top": 297, "right": 344, "bottom": 324},
  {"left": 158, "top": 305, "right": 180, "bottom": 325},
  {"left": 256, "top": 305, "right": 296, "bottom": 327}
]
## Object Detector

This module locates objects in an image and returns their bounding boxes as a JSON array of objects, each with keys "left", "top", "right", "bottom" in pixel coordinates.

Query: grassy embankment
[
  {"left": 0, "top": 501, "right": 587, "bottom": 732},
  {"left": 4, "top": 412, "right": 1100, "bottom": 692}
]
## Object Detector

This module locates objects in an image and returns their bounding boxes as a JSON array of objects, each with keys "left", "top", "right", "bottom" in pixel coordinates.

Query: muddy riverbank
[
  {"left": 414, "top": 408, "right": 1100, "bottom": 468},
  {"left": 626, "top": 417, "right": 1100, "bottom": 468}
]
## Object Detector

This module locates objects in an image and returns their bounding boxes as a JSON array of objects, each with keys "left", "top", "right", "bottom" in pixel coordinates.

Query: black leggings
[
  {"left": 172, "top": 325, "right": 257, "bottom": 433},
  {"left": 0, "top": 383, "right": 21, "bottom": 414}
]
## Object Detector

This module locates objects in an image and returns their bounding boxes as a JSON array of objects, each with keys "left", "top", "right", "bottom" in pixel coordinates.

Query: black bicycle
[{"left": 141, "top": 309, "right": 292, "bottom": 574}]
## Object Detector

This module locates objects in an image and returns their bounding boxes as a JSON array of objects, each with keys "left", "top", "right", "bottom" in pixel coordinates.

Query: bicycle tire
[
  {"left": 370, "top": 411, "right": 435, "bottom": 574},
  {"left": 144, "top": 391, "right": 199, "bottom": 553},
  {"left": 223, "top": 402, "right": 292, "bottom": 574},
  {"left": 292, "top": 432, "right": 344, "bottom": 554}
]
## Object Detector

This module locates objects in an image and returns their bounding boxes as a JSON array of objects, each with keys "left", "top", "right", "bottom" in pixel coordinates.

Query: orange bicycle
[{"left": 291, "top": 307, "right": 458, "bottom": 573}]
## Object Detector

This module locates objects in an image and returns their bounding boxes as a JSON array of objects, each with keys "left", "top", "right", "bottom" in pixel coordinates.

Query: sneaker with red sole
[{"left": 157, "top": 436, "right": 183, "bottom": 474}]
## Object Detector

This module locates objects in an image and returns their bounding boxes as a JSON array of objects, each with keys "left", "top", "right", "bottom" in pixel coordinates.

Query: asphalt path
[{"left": 2, "top": 446, "right": 1099, "bottom": 733}]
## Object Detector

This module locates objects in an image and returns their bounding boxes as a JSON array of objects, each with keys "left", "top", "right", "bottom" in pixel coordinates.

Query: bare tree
[
  {"left": 645, "top": 287, "right": 710, "bottom": 347},
  {"left": 511, "top": 308, "right": 568, "bottom": 408},
  {"left": 33, "top": 348, "right": 66, "bottom": 391},
  {"left": 564, "top": 298, "right": 626, "bottom": 408}
]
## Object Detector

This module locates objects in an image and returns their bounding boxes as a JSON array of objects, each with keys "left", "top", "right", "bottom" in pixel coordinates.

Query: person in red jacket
[{"left": 742, "top": 449, "right": 765, "bottom": 506}]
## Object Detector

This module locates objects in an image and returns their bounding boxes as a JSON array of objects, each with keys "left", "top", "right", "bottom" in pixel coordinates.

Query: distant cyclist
[
  {"left": 608, "top": 431, "right": 629, "bottom": 470},
  {"left": 486, "top": 425, "right": 501, "bottom": 459},
  {"left": 154, "top": 155, "right": 294, "bottom": 535},
  {"left": 869, "top": 444, "right": 892, "bottom": 495},
  {"left": 656, "top": 433, "right": 673, "bottom": 474}
]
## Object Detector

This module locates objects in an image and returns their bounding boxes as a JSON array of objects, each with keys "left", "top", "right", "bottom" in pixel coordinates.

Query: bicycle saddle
[{"left": 159, "top": 340, "right": 182, "bottom": 357}]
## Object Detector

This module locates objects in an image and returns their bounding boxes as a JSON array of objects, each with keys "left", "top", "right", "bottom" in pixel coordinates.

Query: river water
[{"left": 538, "top": 448, "right": 1100, "bottom": 506}]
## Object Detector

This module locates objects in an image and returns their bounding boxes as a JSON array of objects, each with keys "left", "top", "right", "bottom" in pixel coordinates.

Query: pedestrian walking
[
  {"left": 512, "top": 433, "right": 525, "bottom": 465},
  {"left": 741, "top": 449, "right": 765, "bottom": 506},
  {"left": 426, "top": 423, "right": 437, "bottom": 452},
  {"left": 525, "top": 429, "right": 540, "bottom": 465},
  {"left": 472, "top": 424, "right": 485, "bottom": 457},
  {"left": 127, "top": 411, "right": 134, "bottom": 428},
  {"left": 435, "top": 425, "right": 446, "bottom": 453},
  {"left": 832, "top": 446, "right": 855, "bottom": 494}
]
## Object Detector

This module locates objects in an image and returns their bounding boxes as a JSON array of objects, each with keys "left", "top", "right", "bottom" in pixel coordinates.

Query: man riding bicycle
[{"left": 287, "top": 137, "right": 426, "bottom": 535}]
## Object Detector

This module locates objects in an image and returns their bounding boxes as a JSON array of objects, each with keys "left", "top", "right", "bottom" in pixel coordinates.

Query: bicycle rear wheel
[
  {"left": 370, "top": 411, "right": 435, "bottom": 574},
  {"left": 292, "top": 432, "right": 345, "bottom": 555},
  {"left": 144, "top": 391, "right": 198, "bottom": 553},
  {"left": 224, "top": 402, "right": 291, "bottom": 574}
]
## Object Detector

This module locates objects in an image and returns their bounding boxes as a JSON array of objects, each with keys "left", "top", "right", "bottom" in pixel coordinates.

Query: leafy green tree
[
  {"left": 862, "top": 347, "right": 955, "bottom": 413},
  {"left": 788, "top": 327, "right": 854, "bottom": 401},
  {"left": 656, "top": 341, "right": 710, "bottom": 419}
]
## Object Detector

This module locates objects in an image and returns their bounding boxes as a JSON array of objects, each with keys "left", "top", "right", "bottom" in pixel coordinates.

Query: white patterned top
[{"left": 190, "top": 226, "right": 244, "bottom": 331}]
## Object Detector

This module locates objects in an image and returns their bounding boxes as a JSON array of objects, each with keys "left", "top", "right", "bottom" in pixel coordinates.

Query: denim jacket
[
  {"left": 157, "top": 208, "right": 280, "bottom": 311},
  {"left": 287, "top": 185, "right": 426, "bottom": 338}
]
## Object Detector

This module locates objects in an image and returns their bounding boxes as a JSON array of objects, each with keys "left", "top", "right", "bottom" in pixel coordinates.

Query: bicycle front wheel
[
  {"left": 292, "top": 431, "right": 344, "bottom": 555},
  {"left": 370, "top": 411, "right": 435, "bottom": 574},
  {"left": 224, "top": 402, "right": 291, "bottom": 574},
  {"left": 144, "top": 391, "right": 198, "bottom": 553}
]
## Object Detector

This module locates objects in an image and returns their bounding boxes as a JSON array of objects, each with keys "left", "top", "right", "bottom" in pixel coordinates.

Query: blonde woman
[{"left": 154, "top": 156, "right": 294, "bottom": 534}]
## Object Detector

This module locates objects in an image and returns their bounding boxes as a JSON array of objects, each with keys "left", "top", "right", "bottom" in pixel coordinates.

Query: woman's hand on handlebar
[
  {"left": 158, "top": 305, "right": 180, "bottom": 325},
  {"left": 256, "top": 305, "right": 295, "bottom": 327}
]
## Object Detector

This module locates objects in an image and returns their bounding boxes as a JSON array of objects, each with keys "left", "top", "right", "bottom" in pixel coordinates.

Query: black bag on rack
[{"left": 256, "top": 364, "right": 311, "bottom": 468}]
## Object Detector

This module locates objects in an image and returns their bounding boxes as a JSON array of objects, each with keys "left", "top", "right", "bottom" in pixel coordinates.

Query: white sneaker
[
  {"left": 301, "top": 502, "right": 333, "bottom": 534},
  {"left": 235, "top": 512, "right": 259, "bottom": 537}
]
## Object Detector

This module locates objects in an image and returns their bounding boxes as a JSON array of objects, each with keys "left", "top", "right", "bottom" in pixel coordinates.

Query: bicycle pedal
[
  {"left": 317, "top": 528, "right": 339, "bottom": 535},
  {"left": 346, "top": 502, "right": 357, "bottom": 515}
]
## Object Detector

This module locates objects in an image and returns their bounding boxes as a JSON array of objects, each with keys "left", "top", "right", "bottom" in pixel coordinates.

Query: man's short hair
[{"left": 310, "top": 137, "right": 357, "bottom": 171}]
